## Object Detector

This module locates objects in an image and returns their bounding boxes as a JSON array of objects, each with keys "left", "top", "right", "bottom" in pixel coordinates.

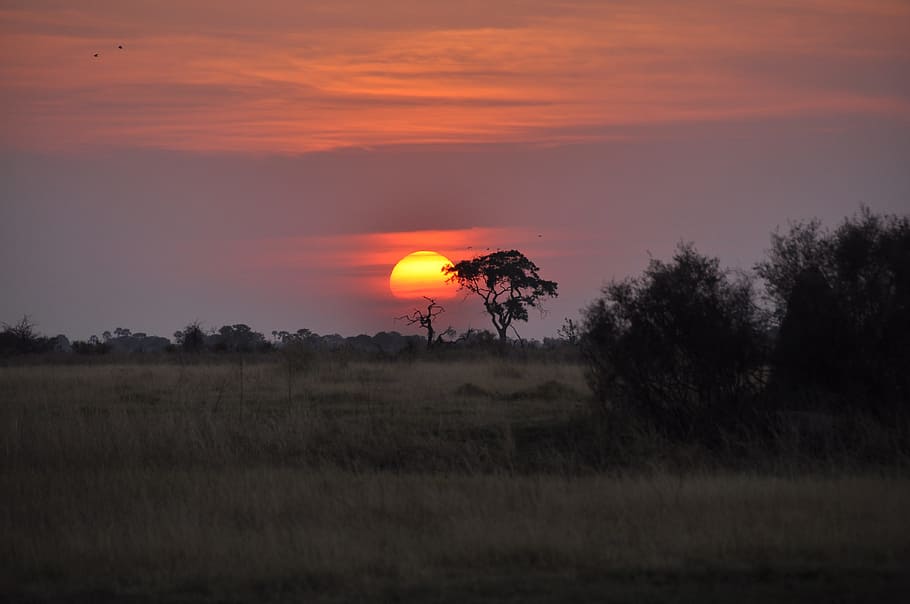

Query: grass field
[{"left": 2, "top": 358, "right": 909, "bottom": 602}]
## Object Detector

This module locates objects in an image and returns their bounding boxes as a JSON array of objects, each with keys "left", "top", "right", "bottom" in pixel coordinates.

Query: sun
[{"left": 389, "top": 251, "right": 456, "bottom": 299}]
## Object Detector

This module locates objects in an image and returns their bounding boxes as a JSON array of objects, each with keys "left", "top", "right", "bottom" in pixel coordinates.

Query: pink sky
[{"left": 1, "top": 1, "right": 908, "bottom": 340}]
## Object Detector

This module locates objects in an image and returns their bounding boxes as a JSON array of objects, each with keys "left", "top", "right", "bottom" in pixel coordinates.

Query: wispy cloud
[{"left": 2, "top": 1, "right": 908, "bottom": 153}]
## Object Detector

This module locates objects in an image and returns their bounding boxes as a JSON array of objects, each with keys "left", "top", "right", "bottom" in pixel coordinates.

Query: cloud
[{"left": 1, "top": 1, "right": 908, "bottom": 153}]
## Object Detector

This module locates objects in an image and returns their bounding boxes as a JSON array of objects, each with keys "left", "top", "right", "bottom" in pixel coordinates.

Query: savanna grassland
[{"left": 2, "top": 357, "right": 909, "bottom": 603}]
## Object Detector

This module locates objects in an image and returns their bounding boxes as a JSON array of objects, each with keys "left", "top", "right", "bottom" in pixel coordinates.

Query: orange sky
[
  {"left": 1, "top": 1, "right": 908, "bottom": 339},
  {"left": 243, "top": 226, "right": 556, "bottom": 297},
  {"left": 2, "top": 0, "right": 909, "bottom": 153}
]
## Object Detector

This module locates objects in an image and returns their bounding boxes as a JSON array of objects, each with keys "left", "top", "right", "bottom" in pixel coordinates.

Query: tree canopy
[
  {"left": 756, "top": 207, "right": 910, "bottom": 411},
  {"left": 444, "top": 250, "right": 557, "bottom": 341},
  {"left": 580, "top": 243, "right": 767, "bottom": 437}
]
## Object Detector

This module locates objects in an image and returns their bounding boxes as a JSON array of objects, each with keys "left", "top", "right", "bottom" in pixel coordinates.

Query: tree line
[
  {"left": 0, "top": 317, "right": 573, "bottom": 359},
  {"left": 579, "top": 206, "right": 909, "bottom": 444}
]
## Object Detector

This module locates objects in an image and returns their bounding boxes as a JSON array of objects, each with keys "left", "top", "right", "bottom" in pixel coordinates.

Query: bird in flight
[
  {"left": 93, "top": 52, "right": 99, "bottom": 58},
  {"left": 118, "top": 45, "right": 123, "bottom": 49}
]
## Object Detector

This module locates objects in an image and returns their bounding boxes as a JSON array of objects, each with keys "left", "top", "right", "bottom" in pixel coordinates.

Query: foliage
[
  {"left": 71, "top": 336, "right": 111, "bottom": 355},
  {"left": 444, "top": 249, "right": 558, "bottom": 341},
  {"left": 212, "top": 324, "right": 269, "bottom": 353},
  {"left": 558, "top": 317, "right": 580, "bottom": 345},
  {"left": 173, "top": 321, "right": 206, "bottom": 353},
  {"left": 581, "top": 243, "right": 767, "bottom": 438},
  {"left": 0, "top": 316, "right": 54, "bottom": 355},
  {"left": 756, "top": 207, "right": 910, "bottom": 412},
  {"left": 99, "top": 328, "right": 170, "bottom": 353}
]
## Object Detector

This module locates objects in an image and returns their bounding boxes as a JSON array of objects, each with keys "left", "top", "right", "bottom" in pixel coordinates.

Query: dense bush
[
  {"left": 71, "top": 337, "right": 111, "bottom": 355},
  {"left": 756, "top": 207, "right": 910, "bottom": 415},
  {"left": 580, "top": 243, "right": 767, "bottom": 439},
  {"left": 173, "top": 322, "right": 206, "bottom": 353},
  {"left": 0, "top": 316, "right": 55, "bottom": 355}
]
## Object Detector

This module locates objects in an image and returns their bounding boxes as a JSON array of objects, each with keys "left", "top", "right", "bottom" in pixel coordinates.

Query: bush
[
  {"left": 0, "top": 316, "right": 54, "bottom": 355},
  {"left": 580, "top": 243, "right": 767, "bottom": 440},
  {"left": 71, "top": 338, "right": 111, "bottom": 355},
  {"left": 756, "top": 207, "right": 910, "bottom": 414},
  {"left": 174, "top": 322, "right": 206, "bottom": 353}
]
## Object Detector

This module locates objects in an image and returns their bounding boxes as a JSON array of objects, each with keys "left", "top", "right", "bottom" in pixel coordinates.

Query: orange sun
[{"left": 389, "top": 250, "right": 456, "bottom": 299}]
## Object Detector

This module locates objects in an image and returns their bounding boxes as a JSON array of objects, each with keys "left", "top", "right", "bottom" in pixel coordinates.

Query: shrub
[
  {"left": 580, "top": 243, "right": 767, "bottom": 440},
  {"left": 0, "top": 316, "right": 54, "bottom": 355},
  {"left": 756, "top": 207, "right": 910, "bottom": 414}
]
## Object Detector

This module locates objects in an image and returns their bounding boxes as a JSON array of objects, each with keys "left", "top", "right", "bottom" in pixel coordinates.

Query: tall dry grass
[
  {"left": 2, "top": 359, "right": 909, "bottom": 602},
  {"left": 1, "top": 360, "right": 588, "bottom": 473}
]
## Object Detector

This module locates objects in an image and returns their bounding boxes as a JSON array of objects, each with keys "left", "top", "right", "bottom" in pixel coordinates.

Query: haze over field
[{"left": 2, "top": 1, "right": 909, "bottom": 339}]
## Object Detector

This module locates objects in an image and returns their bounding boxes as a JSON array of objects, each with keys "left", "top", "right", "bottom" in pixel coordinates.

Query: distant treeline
[{"left": 0, "top": 318, "right": 573, "bottom": 359}]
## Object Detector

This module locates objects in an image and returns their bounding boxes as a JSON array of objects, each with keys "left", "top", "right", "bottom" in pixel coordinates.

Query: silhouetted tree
[
  {"left": 772, "top": 265, "right": 849, "bottom": 396},
  {"left": 213, "top": 324, "right": 267, "bottom": 353},
  {"left": 272, "top": 328, "right": 320, "bottom": 349},
  {"left": 174, "top": 321, "right": 206, "bottom": 353},
  {"left": 756, "top": 207, "right": 910, "bottom": 412},
  {"left": 444, "top": 250, "right": 558, "bottom": 341},
  {"left": 396, "top": 296, "right": 445, "bottom": 350},
  {"left": 558, "top": 317, "right": 580, "bottom": 345},
  {"left": 581, "top": 243, "right": 767, "bottom": 438},
  {"left": 71, "top": 334, "right": 110, "bottom": 354},
  {"left": 102, "top": 330, "right": 170, "bottom": 354},
  {"left": 0, "top": 315, "right": 52, "bottom": 355},
  {"left": 756, "top": 218, "right": 829, "bottom": 322}
]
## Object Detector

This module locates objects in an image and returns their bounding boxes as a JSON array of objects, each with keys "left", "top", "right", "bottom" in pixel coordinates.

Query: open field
[{"left": 2, "top": 359, "right": 909, "bottom": 602}]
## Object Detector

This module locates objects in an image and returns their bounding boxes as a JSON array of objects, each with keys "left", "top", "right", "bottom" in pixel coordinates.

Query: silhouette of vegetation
[
  {"left": 558, "top": 317, "right": 580, "bottom": 345},
  {"left": 396, "top": 296, "right": 446, "bottom": 350},
  {"left": 756, "top": 207, "right": 910, "bottom": 415},
  {"left": 212, "top": 323, "right": 270, "bottom": 353},
  {"left": 97, "top": 327, "right": 170, "bottom": 353},
  {"left": 444, "top": 249, "right": 558, "bottom": 341},
  {"left": 174, "top": 321, "right": 206, "bottom": 353},
  {"left": 580, "top": 243, "right": 768, "bottom": 440},
  {"left": 0, "top": 316, "right": 50, "bottom": 355},
  {"left": 70, "top": 335, "right": 111, "bottom": 355}
]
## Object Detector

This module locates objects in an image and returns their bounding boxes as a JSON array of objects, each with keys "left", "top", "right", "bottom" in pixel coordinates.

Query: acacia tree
[
  {"left": 397, "top": 296, "right": 445, "bottom": 350},
  {"left": 444, "top": 249, "right": 558, "bottom": 342}
]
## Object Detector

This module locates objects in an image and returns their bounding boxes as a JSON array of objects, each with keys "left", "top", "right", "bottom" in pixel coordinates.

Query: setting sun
[{"left": 389, "top": 251, "right": 456, "bottom": 299}]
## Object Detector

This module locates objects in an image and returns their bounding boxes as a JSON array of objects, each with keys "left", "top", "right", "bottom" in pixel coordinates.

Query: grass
[{"left": 2, "top": 358, "right": 909, "bottom": 602}]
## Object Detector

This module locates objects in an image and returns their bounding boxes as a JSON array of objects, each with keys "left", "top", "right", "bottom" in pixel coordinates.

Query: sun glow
[{"left": 389, "top": 251, "right": 456, "bottom": 299}]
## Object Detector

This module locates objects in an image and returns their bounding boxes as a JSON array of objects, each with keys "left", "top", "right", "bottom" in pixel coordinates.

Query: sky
[{"left": 1, "top": 0, "right": 909, "bottom": 341}]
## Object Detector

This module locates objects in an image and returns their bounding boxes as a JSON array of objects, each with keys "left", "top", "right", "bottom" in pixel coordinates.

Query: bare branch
[{"left": 394, "top": 297, "right": 445, "bottom": 350}]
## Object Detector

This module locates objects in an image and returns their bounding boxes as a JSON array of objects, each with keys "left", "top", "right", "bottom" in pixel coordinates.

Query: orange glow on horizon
[
  {"left": 239, "top": 226, "right": 547, "bottom": 303},
  {"left": 389, "top": 251, "right": 456, "bottom": 300}
]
